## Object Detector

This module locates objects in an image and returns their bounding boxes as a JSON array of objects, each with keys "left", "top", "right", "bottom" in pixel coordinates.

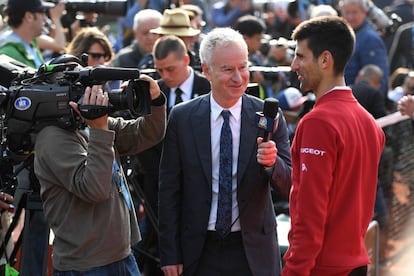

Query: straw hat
[{"left": 150, "top": 8, "right": 201, "bottom": 37}]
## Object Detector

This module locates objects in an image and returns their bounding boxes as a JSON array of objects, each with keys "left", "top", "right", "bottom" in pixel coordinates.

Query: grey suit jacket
[{"left": 159, "top": 93, "right": 292, "bottom": 276}]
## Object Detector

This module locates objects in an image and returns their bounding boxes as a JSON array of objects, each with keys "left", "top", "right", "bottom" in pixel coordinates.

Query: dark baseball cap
[{"left": 7, "top": 0, "right": 55, "bottom": 13}]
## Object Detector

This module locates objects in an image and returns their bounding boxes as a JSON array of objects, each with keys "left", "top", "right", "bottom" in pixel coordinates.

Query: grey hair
[
  {"left": 133, "top": 9, "right": 162, "bottom": 30},
  {"left": 359, "top": 64, "right": 383, "bottom": 79},
  {"left": 310, "top": 4, "right": 338, "bottom": 18},
  {"left": 199, "top": 27, "right": 247, "bottom": 67},
  {"left": 339, "top": 0, "right": 370, "bottom": 12}
]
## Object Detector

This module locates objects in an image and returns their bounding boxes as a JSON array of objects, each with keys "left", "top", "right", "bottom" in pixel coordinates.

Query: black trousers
[{"left": 193, "top": 231, "right": 253, "bottom": 276}]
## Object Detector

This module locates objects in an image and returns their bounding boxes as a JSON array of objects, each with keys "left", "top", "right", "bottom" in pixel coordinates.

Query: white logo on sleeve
[{"left": 301, "top": 163, "right": 307, "bottom": 172}]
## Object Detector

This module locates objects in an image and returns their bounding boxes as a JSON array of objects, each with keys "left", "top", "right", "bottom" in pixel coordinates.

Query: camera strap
[
  {"left": 84, "top": 127, "right": 132, "bottom": 210},
  {"left": 112, "top": 160, "right": 132, "bottom": 210}
]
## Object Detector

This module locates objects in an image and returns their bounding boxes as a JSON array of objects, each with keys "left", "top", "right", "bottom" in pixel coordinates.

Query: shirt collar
[
  {"left": 174, "top": 67, "right": 194, "bottom": 96},
  {"left": 210, "top": 94, "right": 242, "bottom": 122}
]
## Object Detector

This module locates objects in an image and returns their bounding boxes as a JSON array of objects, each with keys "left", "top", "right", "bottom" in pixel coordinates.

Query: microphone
[{"left": 256, "top": 98, "right": 279, "bottom": 142}]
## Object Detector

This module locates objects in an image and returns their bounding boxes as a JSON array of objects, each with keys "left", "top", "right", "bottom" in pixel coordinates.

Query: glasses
[{"left": 88, "top": 52, "right": 108, "bottom": 60}]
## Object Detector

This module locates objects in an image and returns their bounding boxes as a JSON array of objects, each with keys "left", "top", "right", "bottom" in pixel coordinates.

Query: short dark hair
[
  {"left": 153, "top": 35, "right": 187, "bottom": 60},
  {"left": 3, "top": 6, "right": 24, "bottom": 28},
  {"left": 291, "top": 16, "right": 355, "bottom": 75},
  {"left": 4, "top": 0, "right": 54, "bottom": 28},
  {"left": 234, "top": 15, "right": 266, "bottom": 37}
]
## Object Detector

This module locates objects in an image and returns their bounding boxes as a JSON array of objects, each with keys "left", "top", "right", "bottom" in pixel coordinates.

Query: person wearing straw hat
[{"left": 150, "top": 8, "right": 202, "bottom": 71}]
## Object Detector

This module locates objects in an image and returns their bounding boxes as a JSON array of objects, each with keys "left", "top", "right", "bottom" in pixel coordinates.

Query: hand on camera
[
  {"left": 69, "top": 85, "right": 109, "bottom": 130},
  {"left": 139, "top": 74, "right": 161, "bottom": 100},
  {"left": 120, "top": 75, "right": 161, "bottom": 101}
]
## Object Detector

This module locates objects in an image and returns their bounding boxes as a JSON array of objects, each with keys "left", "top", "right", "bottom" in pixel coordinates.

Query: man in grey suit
[{"left": 159, "top": 27, "right": 292, "bottom": 276}]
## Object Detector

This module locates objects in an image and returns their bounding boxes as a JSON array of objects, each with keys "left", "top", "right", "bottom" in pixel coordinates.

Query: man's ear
[
  {"left": 201, "top": 63, "right": 211, "bottom": 81},
  {"left": 184, "top": 54, "right": 191, "bottom": 66},
  {"left": 23, "top": 11, "right": 34, "bottom": 22},
  {"left": 320, "top": 50, "right": 332, "bottom": 68}
]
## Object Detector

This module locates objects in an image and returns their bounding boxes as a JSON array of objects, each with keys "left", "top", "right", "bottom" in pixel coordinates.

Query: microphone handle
[
  {"left": 263, "top": 114, "right": 279, "bottom": 142},
  {"left": 263, "top": 129, "right": 271, "bottom": 142}
]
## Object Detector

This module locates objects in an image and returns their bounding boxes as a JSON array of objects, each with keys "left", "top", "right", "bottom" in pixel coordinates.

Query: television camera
[{"left": 0, "top": 54, "right": 152, "bottom": 161}]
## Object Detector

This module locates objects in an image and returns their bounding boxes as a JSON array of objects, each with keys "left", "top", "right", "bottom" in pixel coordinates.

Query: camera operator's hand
[
  {"left": 140, "top": 74, "right": 161, "bottom": 100},
  {"left": 120, "top": 74, "right": 161, "bottom": 101},
  {"left": 0, "top": 192, "right": 13, "bottom": 211},
  {"left": 69, "top": 85, "right": 109, "bottom": 130}
]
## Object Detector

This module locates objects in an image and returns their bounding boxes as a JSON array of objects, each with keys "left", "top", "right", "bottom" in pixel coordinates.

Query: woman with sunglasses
[{"left": 66, "top": 26, "right": 114, "bottom": 67}]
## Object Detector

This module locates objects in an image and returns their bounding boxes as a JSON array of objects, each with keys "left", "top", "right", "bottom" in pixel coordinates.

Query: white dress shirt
[
  {"left": 207, "top": 94, "right": 242, "bottom": 232},
  {"left": 168, "top": 67, "right": 196, "bottom": 108}
]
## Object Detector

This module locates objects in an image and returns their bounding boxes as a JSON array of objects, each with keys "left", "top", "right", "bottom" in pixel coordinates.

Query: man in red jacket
[{"left": 282, "top": 16, "right": 385, "bottom": 275}]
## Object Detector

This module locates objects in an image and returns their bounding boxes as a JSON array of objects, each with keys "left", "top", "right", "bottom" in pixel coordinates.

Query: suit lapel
[
  {"left": 238, "top": 95, "right": 260, "bottom": 184},
  {"left": 191, "top": 72, "right": 211, "bottom": 99},
  {"left": 190, "top": 95, "right": 212, "bottom": 184},
  {"left": 191, "top": 73, "right": 201, "bottom": 99},
  {"left": 158, "top": 81, "right": 170, "bottom": 102}
]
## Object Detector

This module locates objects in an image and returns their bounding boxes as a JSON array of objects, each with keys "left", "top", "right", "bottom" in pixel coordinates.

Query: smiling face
[
  {"left": 202, "top": 41, "right": 250, "bottom": 108},
  {"left": 291, "top": 39, "right": 321, "bottom": 93}
]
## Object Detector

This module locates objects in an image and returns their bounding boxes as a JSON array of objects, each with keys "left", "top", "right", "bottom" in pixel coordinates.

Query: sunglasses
[{"left": 88, "top": 52, "right": 108, "bottom": 60}]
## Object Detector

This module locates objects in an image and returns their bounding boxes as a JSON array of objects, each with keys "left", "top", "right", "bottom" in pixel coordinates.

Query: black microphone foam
[
  {"left": 90, "top": 67, "right": 140, "bottom": 81},
  {"left": 263, "top": 98, "right": 279, "bottom": 119},
  {"left": 259, "top": 98, "right": 279, "bottom": 142}
]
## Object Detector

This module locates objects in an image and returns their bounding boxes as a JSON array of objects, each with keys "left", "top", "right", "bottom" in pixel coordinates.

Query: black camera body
[{"left": 0, "top": 54, "right": 152, "bottom": 158}]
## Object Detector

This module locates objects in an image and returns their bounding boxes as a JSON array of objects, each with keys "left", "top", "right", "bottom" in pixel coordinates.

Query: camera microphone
[{"left": 256, "top": 98, "right": 279, "bottom": 142}]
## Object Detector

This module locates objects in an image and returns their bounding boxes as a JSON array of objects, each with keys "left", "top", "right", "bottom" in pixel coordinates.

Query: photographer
[
  {"left": 0, "top": 1, "right": 57, "bottom": 275},
  {"left": 33, "top": 75, "right": 166, "bottom": 274}
]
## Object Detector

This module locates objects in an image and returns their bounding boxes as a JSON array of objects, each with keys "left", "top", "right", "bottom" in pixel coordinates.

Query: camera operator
[{"left": 33, "top": 76, "right": 166, "bottom": 274}]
